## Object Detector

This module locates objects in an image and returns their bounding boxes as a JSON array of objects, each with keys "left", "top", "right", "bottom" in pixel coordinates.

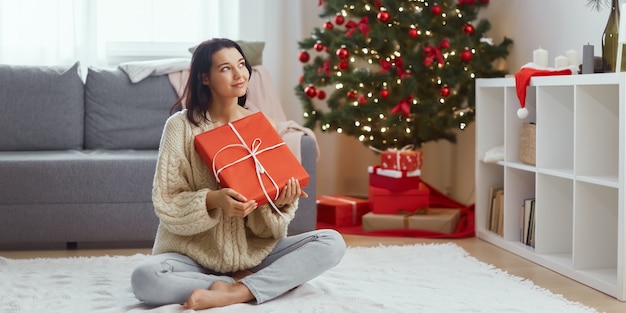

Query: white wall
[
  {"left": 480, "top": 0, "right": 609, "bottom": 71},
  {"left": 269, "top": 0, "right": 615, "bottom": 204}
]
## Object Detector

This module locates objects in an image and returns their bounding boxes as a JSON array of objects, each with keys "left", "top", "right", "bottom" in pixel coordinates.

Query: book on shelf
[
  {"left": 520, "top": 198, "right": 535, "bottom": 247},
  {"left": 495, "top": 189, "right": 504, "bottom": 236},
  {"left": 487, "top": 187, "right": 504, "bottom": 236}
]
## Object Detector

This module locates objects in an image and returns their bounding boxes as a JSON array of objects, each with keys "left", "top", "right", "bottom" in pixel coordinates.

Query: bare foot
[{"left": 183, "top": 280, "right": 255, "bottom": 310}]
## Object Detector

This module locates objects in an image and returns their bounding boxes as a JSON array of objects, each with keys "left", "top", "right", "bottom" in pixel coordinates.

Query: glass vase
[{"left": 602, "top": 0, "right": 626, "bottom": 72}]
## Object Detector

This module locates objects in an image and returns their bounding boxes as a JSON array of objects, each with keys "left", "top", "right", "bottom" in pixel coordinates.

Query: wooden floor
[{"left": 1, "top": 235, "right": 624, "bottom": 313}]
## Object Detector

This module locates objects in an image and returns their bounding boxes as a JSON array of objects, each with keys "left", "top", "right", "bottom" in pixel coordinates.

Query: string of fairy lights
[{"left": 298, "top": 0, "right": 497, "bottom": 149}]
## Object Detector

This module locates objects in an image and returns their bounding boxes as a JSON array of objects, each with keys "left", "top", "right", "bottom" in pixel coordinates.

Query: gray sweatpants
[{"left": 131, "top": 229, "right": 346, "bottom": 306}]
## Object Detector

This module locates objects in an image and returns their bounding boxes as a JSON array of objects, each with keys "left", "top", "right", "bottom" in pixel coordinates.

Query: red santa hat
[{"left": 514, "top": 63, "right": 578, "bottom": 119}]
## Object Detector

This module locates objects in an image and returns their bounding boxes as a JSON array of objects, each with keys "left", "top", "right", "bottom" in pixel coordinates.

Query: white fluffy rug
[{"left": 0, "top": 243, "right": 599, "bottom": 313}]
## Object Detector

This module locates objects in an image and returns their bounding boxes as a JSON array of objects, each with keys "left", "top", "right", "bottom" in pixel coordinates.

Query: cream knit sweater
[{"left": 151, "top": 110, "right": 297, "bottom": 273}]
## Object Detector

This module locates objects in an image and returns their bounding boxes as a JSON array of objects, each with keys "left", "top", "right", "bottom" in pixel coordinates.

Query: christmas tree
[{"left": 295, "top": 0, "right": 513, "bottom": 151}]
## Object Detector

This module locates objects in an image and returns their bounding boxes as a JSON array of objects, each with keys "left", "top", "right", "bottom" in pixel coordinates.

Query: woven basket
[{"left": 519, "top": 123, "right": 536, "bottom": 165}]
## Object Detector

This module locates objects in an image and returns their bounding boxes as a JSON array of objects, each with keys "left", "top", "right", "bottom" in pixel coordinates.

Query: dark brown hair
[{"left": 172, "top": 38, "right": 253, "bottom": 126}]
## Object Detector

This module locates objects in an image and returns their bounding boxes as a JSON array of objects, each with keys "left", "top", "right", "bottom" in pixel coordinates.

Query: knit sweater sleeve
[
  {"left": 152, "top": 114, "right": 219, "bottom": 236},
  {"left": 246, "top": 199, "right": 297, "bottom": 239}
]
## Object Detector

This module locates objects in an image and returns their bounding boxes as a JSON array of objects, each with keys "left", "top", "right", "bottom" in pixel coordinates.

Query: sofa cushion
[
  {"left": 0, "top": 62, "right": 84, "bottom": 151},
  {"left": 0, "top": 150, "right": 157, "bottom": 204},
  {"left": 84, "top": 67, "right": 177, "bottom": 150}
]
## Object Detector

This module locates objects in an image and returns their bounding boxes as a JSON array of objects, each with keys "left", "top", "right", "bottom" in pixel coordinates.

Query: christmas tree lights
[{"left": 296, "top": 0, "right": 512, "bottom": 150}]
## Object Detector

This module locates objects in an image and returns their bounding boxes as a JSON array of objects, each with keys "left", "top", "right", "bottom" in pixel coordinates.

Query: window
[
  {"left": 98, "top": 0, "right": 239, "bottom": 64},
  {"left": 0, "top": 0, "right": 241, "bottom": 66}
]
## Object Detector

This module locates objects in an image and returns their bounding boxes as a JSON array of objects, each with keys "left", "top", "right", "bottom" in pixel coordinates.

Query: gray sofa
[{"left": 0, "top": 62, "right": 317, "bottom": 249}]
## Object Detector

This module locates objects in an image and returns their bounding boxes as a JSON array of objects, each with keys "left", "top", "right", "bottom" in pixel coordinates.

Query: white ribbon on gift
[
  {"left": 369, "top": 144, "right": 415, "bottom": 170},
  {"left": 367, "top": 166, "right": 421, "bottom": 178},
  {"left": 212, "top": 122, "right": 287, "bottom": 218},
  {"left": 320, "top": 195, "right": 359, "bottom": 225}
]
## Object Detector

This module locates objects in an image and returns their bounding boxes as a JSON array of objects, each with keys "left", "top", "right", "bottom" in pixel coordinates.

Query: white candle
[
  {"left": 533, "top": 47, "right": 548, "bottom": 67},
  {"left": 555, "top": 55, "right": 568, "bottom": 68},
  {"left": 565, "top": 50, "right": 579, "bottom": 66}
]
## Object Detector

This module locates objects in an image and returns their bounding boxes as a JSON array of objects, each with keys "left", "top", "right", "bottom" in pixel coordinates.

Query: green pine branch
[{"left": 296, "top": 0, "right": 513, "bottom": 150}]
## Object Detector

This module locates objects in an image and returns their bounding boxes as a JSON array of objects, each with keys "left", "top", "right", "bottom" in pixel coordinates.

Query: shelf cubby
[{"left": 476, "top": 73, "right": 626, "bottom": 300}]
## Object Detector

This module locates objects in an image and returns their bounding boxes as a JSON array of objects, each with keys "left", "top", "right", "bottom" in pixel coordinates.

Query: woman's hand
[
  {"left": 206, "top": 188, "right": 257, "bottom": 218},
  {"left": 273, "top": 177, "right": 308, "bottom": 208}
]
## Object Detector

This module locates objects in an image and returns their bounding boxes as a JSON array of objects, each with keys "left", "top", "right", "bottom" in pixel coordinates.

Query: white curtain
[
  {"left": 0, "top": 0, "right": 248, "bottom": 67},
  {"left": 0, "top": 0, "right": 317, "bottom": 118}
]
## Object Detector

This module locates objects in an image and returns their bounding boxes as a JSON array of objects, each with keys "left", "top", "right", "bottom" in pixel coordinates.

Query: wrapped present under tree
[{"left": 316, "top": 195, "right": 370, "bottom": 226}]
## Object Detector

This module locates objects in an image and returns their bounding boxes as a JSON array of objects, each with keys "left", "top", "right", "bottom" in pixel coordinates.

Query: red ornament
[
  {"left": 458, "top": 0, "right": 466, "bottom": 4},
  {"left": 377, "top": 10, "right": 390, "bottom": 23},
  {"left": 298, "top": 51, "right": 310, "bottom": 63},
  {"left": 460, "top": 49, "right": 473, "bottom": 63},
  {"left": 358, "top": 95, "right": 367, "bottom": 104},
  {"left": 463, "top": 24, "right": 475, "bottom": 36},
  {"left": 431, "top": 4, "right": 442, "bottom": 15},
  {"left": 334, "top": 14, "right": 345, "bottom": 25},
  {"left": 338, "top": 60, "right": 349, "bottom": 71},
  {"left": 440, "top": 86, "right": 450, "bottom": 97},
  {"left": 317, "top": 90, "right": 327, "bottom": 100},
  {"left": 314, "top": 42, "right": 325, "bottom": 51},
  {"left": 408, "top": 28, "right": 419, "bottom": 38},
  {"left": 347, "top": 90, "right": 358, "bottom": 100},
  {"left": 304, "top": 85, "right": 317, "bottom": 98},
  {"left": 299, "top": 75, "right": 304, "bottom": 83},
  {"left": 380, "top": 89, "right": 390, "bottom": 99},
  {"left": 323, "top": 21, "right": 333, "bottom": 30},
  {"left": 336, "top": 47, "right": 349, "bottom": 60},
  {"left": 467, "top": 0, "right": 476, "bottom": 4},
  {"left": 480, "top": 0, "right": 489, "bottom": 3}
]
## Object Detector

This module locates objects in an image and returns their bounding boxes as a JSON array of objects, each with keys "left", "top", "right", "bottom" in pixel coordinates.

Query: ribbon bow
[
  {"left": 318, "top": 59, "right": 331, "bottom": 76},
  {"left": 423, "top": 38, "right": 450, "bottom": 66},
  {"left": 380, "top": 56, "right": 411, "bottom": 79},
  {"left": 390, "top": 94, "right": 413, "bottom": 118},
  {"left": 345, "top": 17, "right": 370, "bottom": 37},
  {"left": 398, "top": 207, "right": 428, "bottom": 229},
  {"left": 212, "top": 123, "right": 287, "bottom": 218}
]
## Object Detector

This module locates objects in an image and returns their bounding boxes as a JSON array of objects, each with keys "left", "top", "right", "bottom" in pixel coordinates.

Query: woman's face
[{"left": 203, "top": 47, "right": 249, "bottom": 101}]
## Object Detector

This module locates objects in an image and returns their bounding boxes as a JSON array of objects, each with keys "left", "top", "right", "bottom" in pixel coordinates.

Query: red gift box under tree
[
  {"left": 368, "top": 183, "right": 429, "bottom": 214},
  {"left": 380, "top": 147, "right": 423, "bottom": 171},
  {"left": 368, "top": 165, "right": 421, "bottom": 192},
  {"left": 316, "top": 195, "right": 370, "bottom": 226}
]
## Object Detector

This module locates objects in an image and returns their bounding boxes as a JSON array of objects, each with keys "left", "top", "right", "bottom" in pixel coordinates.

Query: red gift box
[
  {"left": 194, "top": 112, "right": 309, "bottom": 208},
  {"left": 368, "top": 165, "right": 421, "bottom": 192},
  {"left": 380, "top": 149, "right": 423, "bottom": 171},
  {"left": 316, "top": 195, "right": 370, "bottom": 226},
  {"left": 368, "top": 183, "right": 429, "bottom": 214}
]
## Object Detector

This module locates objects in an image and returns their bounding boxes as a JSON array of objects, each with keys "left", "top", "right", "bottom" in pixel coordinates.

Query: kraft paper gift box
[
  {"left": 380, "top": 149, "right": 423, "bottom": 171},
  {"left": 368, "top": 183, "right": 429, "bottom": 214},
  {"left": 194, "top": 112, "right": 309, "bottom": 207},
  {"left": 316, "top": 195, "right": 370, "bottom": 226},
  {"left": 368, "top": 165, "right": 421, "bottom": 192},
  {"left": 362, "top": 208, "right": 460, "bottom": 234}
]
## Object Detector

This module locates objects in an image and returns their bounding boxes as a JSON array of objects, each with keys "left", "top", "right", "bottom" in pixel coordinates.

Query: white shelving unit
[{"left": 475, "top": 73, "right": 626, "bottom": 300}]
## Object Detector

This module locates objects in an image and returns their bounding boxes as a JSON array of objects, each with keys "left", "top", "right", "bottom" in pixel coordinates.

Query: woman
[{"left": 130, "top": 38, "right": 346, "bottom": 310}]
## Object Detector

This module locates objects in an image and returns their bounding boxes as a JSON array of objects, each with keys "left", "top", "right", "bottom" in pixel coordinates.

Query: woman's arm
[{"left": 152, "top": 115, "right": 221, "bottom": 236}]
